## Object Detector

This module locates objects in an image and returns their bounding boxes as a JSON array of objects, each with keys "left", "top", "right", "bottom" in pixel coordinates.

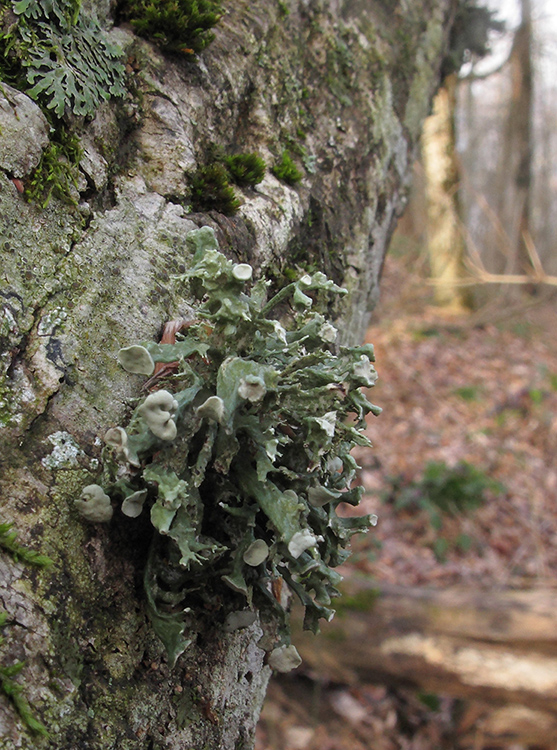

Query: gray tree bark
[{"left": 0, "top": 1, "right": 455, "bottom": 747}]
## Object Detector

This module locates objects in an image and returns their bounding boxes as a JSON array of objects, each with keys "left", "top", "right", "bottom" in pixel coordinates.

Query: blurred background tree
[
  {"left": 405, "top": 0, "right": 557, "bottom": 311},
  {"left": 422, "top": 0, "right": 504, "bottom": 310}
]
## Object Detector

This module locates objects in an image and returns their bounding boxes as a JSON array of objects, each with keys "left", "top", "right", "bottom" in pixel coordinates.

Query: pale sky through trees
[
  {"left": 480, "top": 0, "right": 557, "bottom": 78},
  {"left": 456, "top": 0, "right": 557, "bottom": 275}
]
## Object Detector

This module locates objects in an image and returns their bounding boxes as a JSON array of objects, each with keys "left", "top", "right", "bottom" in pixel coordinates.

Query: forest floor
[{"left": 255, "top": 247, "right": 557, "bottom": 750}]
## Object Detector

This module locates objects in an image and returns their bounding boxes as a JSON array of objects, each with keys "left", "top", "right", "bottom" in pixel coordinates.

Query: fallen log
[
  {"left": 294, "top": 579, "right": 557, "bottom": 718},
  {"left": 457, "top": 703, "right": 557, "bottom": 748}
]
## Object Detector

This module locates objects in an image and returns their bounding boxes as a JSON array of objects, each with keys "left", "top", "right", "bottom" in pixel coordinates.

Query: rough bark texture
[{"left": 0, "top": 1, "right": 455, "bottom": 747}]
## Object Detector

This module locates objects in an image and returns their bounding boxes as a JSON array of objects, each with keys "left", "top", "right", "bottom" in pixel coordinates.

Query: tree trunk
[
  {"left": 495, "top": 0, "right": 534, "bottom": 276},
  {"left": 0, "top": 1, "right": 455, "bottom": 747},
  {"left": 422, "top": 73, "right": 472, "bottom": 311}
]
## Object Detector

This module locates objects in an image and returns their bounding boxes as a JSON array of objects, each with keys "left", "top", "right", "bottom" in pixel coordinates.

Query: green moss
[
  {"left": 0, "top": 524, "right": 51, "bottom": 737},
  {"left": 384, "top": 461, "right": 505, "bottom": 562},
  {"left": 189, "top": 147, "right": 266, "bottom": 211},
  {"left": 282, "top": 267, "right": 299, "bottom": 282},
  {"left": 322, "top": 626, "right": 347, "bottom": 643},
  {"left": 50, "top": 468, "right": 97, "bottom": 507},
  {"left": 0, "top": 646, "right": 49, "bottom": 738},
  {"left": 189, "top": 162, "right": 241, "bottom": 215},
  {"left": 417, "top": 691, "right": 441, "bottom": 711},
  {"left": 24, "top": 128, "right": 82, "bottom": 207},
  {"left": 271, "top": 150, "right": 302, "bottom": 185},
  {"left": 325, "top": 32, "right": 356, "bottom": 105},
  {"left": 454, "top": 385, "right": 480, "bottom": 401},
  {"left": 118, "top": 0, "right": 223, "bottom": 55},
  {"left": 403, "top": 16, "right": 445, "bottom": 136},
  {"left": 283, "top": 134, "right": 305, "bottom": 157},
  {"left": 0, "top": 523, "right": 53, "bottom": 567},
  {"left": 0, "top": 379, "right": 13, "bottom": 428},
  {"left": 387, "top": 461, "right": 504, "bottom": 517},
  {"left": 333, "top": 588, "right": 379, "bottom": 617},
  {"left": 393, "top": 25, "right": 417, "bottom": 82},
  {"left": 223, "top": 153, "right": 266, "bottom": 188}
]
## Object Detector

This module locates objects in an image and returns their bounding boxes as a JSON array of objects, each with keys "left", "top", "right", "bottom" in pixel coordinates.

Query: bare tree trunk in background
[
  {"left": 422, "top": 72, "right": 472, "bottom": 311},
  {"left": 496, "top": 0, "right": 534, "bottom": 277},
  {"left": 0, "top": 1, "right": 456, "bottom": 747}
]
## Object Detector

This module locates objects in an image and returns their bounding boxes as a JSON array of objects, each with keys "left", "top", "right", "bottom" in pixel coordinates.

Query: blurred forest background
[{"left": 256, "top": 0, "right": 557, "bottom": 748}]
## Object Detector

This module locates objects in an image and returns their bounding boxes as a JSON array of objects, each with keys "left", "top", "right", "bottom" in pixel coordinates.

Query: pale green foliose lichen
[
  {"left": 223, "top": 609, "right": 257, "bottom": 633},
  {"left": 268, "top": 644, "right": 302, "bottom": 673},
  {"left": 137, "top": 390, "right": 178, "bottom": 441},
  {"left": 7, "top": 0, "right": 126, "bottom": 119},
  {"left": 79, "top": 227, "right": 381, "bottom": 666},
  {"left": 75, "top": 484, "right": 113, "bottom": 522},
  {"left": 121, "top": 489, "right": 148, "bottom": 518},
  {"left": 243, "top": 539, "right": 269, "bottom": 566},
  {"left": 117, "top": 345, "right": 156, "bottom": 376}
]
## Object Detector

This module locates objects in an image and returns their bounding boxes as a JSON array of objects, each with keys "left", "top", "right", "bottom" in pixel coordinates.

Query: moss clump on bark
[
  {"left": 189, "top": 162, "right": 241, "bottom": 215},
  {"left": 271, "top": 150, "right": 302, "bottom": 185},
  {"left": 187, "top": 150, "right": 266, "bottom": 214},
  {"left": 117, "top": 0, "right": 223, "bottom": 55},
  {"left": 24, "top": 129, "right": 82, "bottom": 207},
  {"left": 224, "top": 153, "right": 266, "bottom": 188}
]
